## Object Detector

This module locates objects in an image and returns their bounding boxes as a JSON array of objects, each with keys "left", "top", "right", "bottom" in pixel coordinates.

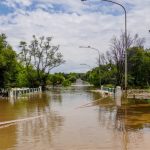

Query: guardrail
[
  {"left": 0, "top": 87, "right": 42, "bottom": 99},
  {"left": 9, "top": 87, "right": 42, "bottom": 98},
  {"left": 101, "top": 86, "right": 115, "bottom": 93}
]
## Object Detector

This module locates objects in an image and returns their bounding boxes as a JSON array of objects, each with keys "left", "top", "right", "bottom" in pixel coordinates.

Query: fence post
[
  {"left": 9, "top": 89, "right": 14, "bottom": 98},
  {"left": 115, "top": 86, "right": 122, "bottom": 107},
  {"left": 39, "top": 86, "right": 42, "bottom": 92}
]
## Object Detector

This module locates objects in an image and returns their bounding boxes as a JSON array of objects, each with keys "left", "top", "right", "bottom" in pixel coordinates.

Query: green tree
[
  {"left": 50, "top": 73, "right": 65, "bottom": 87},
  {"left": 128, "top": 47, "right": 150, "bottom": 88},
  {"left": 62, "top": 79, "right": 71, "bottom": 87},
  {"left": 19, "top": 35, "right": 65, "bottom": 90},
  {"left": 86, "top": 64, "right": 116, "bottom": 87},
  {"left": 67, "top": 73, "right": 77, "bottom": 83},
  {"left": 109, "top": 33, "right": 145, "bottom": 87},
  {"left": 0, "top": 34, "right": 18, "bottom": 88},
  {"left": 15, "top": 64, "right": 40, "bottom": 88}
]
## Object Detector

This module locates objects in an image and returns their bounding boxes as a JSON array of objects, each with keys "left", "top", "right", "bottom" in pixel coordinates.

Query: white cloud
[
  {"left": 0, "top": 0, "right": 150, "bottom": 73},
  {"left": 2, "top": 0, "right": 32, "bottom": 8}
]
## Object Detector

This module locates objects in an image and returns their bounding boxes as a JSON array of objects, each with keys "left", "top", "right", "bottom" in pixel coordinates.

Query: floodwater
[{"left": 0, "top": 86, "right": 150, "bottom": 150}]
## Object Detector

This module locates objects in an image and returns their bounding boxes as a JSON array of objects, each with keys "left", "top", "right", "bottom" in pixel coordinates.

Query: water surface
[{"left": 0, "top": 86, "right": 150, "bottom": 150}]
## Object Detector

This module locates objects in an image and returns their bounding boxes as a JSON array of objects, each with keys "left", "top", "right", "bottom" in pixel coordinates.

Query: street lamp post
[
  {"left": 81, "top": 0, "right": 128, "bottom": 93},
  {"left": 80, "top": 46, "right": 101, "bottom": 88},
  {"left": 80, "top": 63, "right": 91, "bottom": 68},
  {"left": 80, "top": 63, "right": 92, "bottom": 84}
]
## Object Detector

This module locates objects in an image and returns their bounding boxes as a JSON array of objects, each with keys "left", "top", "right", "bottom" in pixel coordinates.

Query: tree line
[
  {"left": 0, "top": 34, "right": 79, "bottom": 90},
  {"left": 1, "top": 32, "right": 150, "bottom": 90},
  {"left": 85, "top": 32, "right": 150, "bottom": 89}
]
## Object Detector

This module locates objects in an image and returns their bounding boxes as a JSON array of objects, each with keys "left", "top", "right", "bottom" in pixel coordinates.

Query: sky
[{"left": 0, "top": 0, "right": 150, "bottom": 73}]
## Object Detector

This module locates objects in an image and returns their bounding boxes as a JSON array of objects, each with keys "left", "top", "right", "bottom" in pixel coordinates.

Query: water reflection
[
  {"left": 49, "top": 88, "right": 62, "bottom": 104},
  {"left": 0, "top": 125, "right": 17, "bottom": 150},
  {"left": 15, "top": 112, "right": 63, "bottom": 150},
  {"left": 0, "top": 87, "right": 150, "bottom": 150},
  {"left": 0, "top": 93, "right": 64, "bottom": 150},
  {"left": 92, "top": 92, "right": 150, "bottom": 131},
  {"left": 92, "top": 92, "right": 150, "bottom": 150}
]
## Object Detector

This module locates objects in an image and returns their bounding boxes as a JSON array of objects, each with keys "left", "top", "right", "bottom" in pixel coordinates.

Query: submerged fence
[
  {"left": 0, "top": 88, "right": 9, "bottom": 97},
  {"left": 9, "top": 87, "right": 42, "bottom": 98},
  {"left": 0, "top": 87, "right": 42, "bottom": 99},
  {"left": 101, "top": 86, "right": 115, "bottom": 93}
]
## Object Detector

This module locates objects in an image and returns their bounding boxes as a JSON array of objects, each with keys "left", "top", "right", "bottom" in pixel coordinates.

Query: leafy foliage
[
  {"left": 0, "top": 33, "right": 150, "bottom": 90},
  {"left": 86, "top": 64, "right": 116, "bottom": 87},
  {"left": 0, "top": 34, "right": 19, "bottom": 88},
  {"left": 127, "top": 47, "right": 150, "bottom": 88},
  {"left": 84, "top": 35, "right": 150, "bottom": 89},
  {"left": 109, "top": 32, "right": 145, "bottom": 87},
  {"left": 18, "top": 35, "right": 65, "bottom": 89}
]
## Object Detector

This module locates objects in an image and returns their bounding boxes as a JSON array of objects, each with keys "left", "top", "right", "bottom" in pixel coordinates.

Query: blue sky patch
[
  {"left": 0, "top": 0, "right": 135, "bottom": 16},
  {"left": 0, "top": 3, "right": 15, "bottom": 15},
  {"left": 24, "top": 2, "right": 71, "bottom": 14},
  {"left": 0, "top": 1, "right": 71, "bottom": 15}
]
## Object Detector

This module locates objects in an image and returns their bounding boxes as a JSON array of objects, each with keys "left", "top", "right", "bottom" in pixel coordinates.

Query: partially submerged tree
[
  {"left": 19, "top": 35, "right": 65, "bottom": 89},
  {"left": 109, "top": 32, "right": 145, "bottom": 87},
  {"left": 84, "top": 32, "right": 147, "bottom": 88}
]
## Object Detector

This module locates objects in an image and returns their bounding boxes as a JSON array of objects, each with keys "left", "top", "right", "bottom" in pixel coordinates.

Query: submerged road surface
[{"left": 0, "top": 86, "right": 150, "bottom": 150}]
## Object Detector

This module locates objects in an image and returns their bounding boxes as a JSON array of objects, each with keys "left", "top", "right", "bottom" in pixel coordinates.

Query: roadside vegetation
[
  {"left": 0, "top": 32, "right": 150, "bottom": 90},
  {"left": 0, "top": 34, "right": 77, "bottom": 89},
  {"left": 84, "top": 33, "right": 150, "bottom": 89}
]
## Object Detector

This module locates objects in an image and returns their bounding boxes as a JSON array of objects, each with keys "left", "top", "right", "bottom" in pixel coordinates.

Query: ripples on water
[{"left": 0, "top": 86, "right": 150, "bottom": 150}]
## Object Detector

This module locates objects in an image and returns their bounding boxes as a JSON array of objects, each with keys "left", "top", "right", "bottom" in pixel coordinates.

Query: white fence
[{"left": 9, "top": 87, "right": 42, "bottom": 98}]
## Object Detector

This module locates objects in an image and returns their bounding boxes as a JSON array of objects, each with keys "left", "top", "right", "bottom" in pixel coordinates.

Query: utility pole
[
  {"left": 79, "top": 46, "right": 101, "bottom": 88},
  {"left": 81, "top": 0, "right": 128, "bottom": 93}
]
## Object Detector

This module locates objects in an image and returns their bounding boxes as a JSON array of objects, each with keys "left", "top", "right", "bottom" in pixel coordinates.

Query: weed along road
[{"left": 0, "top": 86, "right": 150, "bottom": 150}]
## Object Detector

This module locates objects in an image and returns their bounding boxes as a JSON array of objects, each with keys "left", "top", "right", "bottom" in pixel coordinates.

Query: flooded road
[{"left": 0, "top": 86, "right": 150, "bottom": 150}]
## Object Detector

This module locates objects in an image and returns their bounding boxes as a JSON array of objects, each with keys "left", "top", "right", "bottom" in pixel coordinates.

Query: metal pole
[
  {"left": 90, "top": 47, "right": 101, "bottom": 88},
  {"left": 80, "top": 63, "right": 92, "bottom": 84},
  {"left": 79, "top": 46, "right": 101, "bottom": 88},
  {"left": 125, "top": 10, "right": 127, "bottom": 93},
  {"left": 80, "top": 63, "right": 91, "bottom": 68},
  {"left": 81, "top": 0, "right": 127, "bottom": 93}
]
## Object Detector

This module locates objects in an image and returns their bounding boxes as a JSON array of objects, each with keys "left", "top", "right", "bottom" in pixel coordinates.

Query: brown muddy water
[{"left": 0, "top": 86, "right": 150, "bottom": 150}]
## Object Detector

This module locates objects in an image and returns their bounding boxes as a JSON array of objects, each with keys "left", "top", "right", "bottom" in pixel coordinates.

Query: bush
[{"left": 62, "top": 79, "right": 71, "bottom": 87}]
